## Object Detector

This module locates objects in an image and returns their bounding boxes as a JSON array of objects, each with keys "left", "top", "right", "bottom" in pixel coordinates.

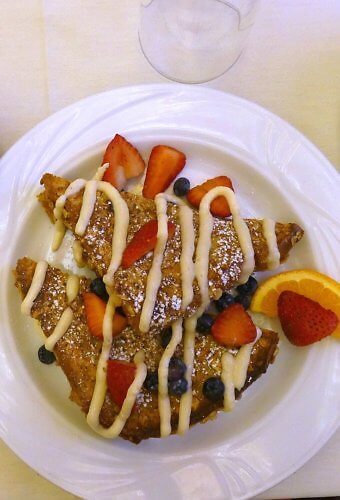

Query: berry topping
[
  {"left": 89, "top": 277, "right": 109, "bottom": 302},
  {"left": 160, "top": 327, "right": 173, "bottom": 348},
  {"left": 215, "top": 292, "right": 235, "bottom": 312},
  {"left": 234, "top": 294, "right": 251, "bottom": 310},
  {"left": 187, "top": 176, "right": 234, "bottom": 217},
  {"left": 83, "top": 292, "right": 127, "bottom": 339},
  {"left": 38, "top": 345, "right": 56, "bottom": 365},
  {"left": 143, "top": 371, "right": 158, "bottom": 392},
  {"left": 168, "top": 357, "right": 186, "bottom": 381},
  {"left": 168, "top": 377, "right": 188, "bottom": 396},
  {"left": 278, "top": 291, "right": 339, "bottom": 346},
  {"left": 203, "top": 377, "right": 225, "bottom": 401},
  {"left": 173, "top": 177, "right": 190, "bottom": 196},
  {"left": 121, "top": 219, "right": 176, "bottom": 269},
  {"left": 236, "top": 275, "right": 258, "bottom": 297},
  {"left": 212, "top": 303, "right": 257, "bottom": 347},
  {"left": 196, "top": 313, "right": 214, "bottom": 334},
  {"left": 102, "top": 134, "right": 145, "bottom": 190},
  {"left": 107, "top": 359, "right": 136, "bottom": 407},
  {"left": 142, "top": 145, "right": 186, "bottom": 199}
]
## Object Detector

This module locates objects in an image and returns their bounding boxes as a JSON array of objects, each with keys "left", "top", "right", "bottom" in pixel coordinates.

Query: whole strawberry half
[
  {"left": 278, "top": 291, "right": 339, "bottom": 346},
  {"left": 142, "top": 145, "right": 186, "bottom": 199},
  {"left": 211, "top": 303, "right": 257, "bottom": 347},
  {"left": 102, "top": 134, "right": 145, "bottom": 190}
]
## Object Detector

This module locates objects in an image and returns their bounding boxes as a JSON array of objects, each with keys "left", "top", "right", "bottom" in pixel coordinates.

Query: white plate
[{"left": 0, "top": 84, "right": 339, "bottom": 500}]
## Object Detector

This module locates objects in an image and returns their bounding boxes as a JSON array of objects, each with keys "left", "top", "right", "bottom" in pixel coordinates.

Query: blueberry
[
  {"left": 38, "top": 345, "right": 56, "bottom": 365},
  {"left": 236, "top": 276, "right": 258, "bottom": 297},
  {"left": 168, "top": 377, "right": 188, "bottom": 396},
  {"left": 160, "top": 327, "right": 172, "bottom": 348},
  {"left": 168, "top": 357, "right": 186, "bottom": 381},
  {"left": 215, "top": 292, "right": 235, "bottom": 312},
  {"left": 90, "top": 278, "right": 109, "bottom": 302},
  {"left": 234, "top": 294, "right": 251, "bottom": 310},
  {"left": 173, "top": 177, "right": 190, "bottom": 197},
  {"left": 203, "top": 377, "right": 225, "bottom": 401},
  {"left": 196, "top": 313, "right": 214, "bottom": 334},
  {"left": 144, "top": 371, "right": 158, "bottom": 392}
]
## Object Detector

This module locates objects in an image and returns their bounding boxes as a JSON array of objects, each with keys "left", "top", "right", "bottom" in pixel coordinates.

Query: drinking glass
[{"left": 139, "top": 0, "right": 260, "bottom": 83}]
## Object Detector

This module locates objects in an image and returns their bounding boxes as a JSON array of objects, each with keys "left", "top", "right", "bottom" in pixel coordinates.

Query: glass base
[{"left": 139, "top": 31, "right": 243, "bottom": 84}]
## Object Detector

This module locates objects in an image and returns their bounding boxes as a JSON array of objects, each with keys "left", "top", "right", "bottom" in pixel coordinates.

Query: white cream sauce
[
  {"left": 179, "top": 205, "right": 195, "bottom": 310},
  {"left": 95, "top": 181, "right": 129, "bottom": 287},
  {"left": 75, "top": 180, "right": 98, "bottom": 236},
  {"left": 222, "top": 327, "right": 262, "bottom": 411},
  {"left": 45, "top": 307, "right": 73, "bottom": 351},
  {"left": 51, "top": 220, "right": 66, "bottom": 252},
  {"left": 221, "top": 352, "right": 235, "bottom": 411},
  {"left": 93, "top": 163, "right": 109, "bottom": 181},
  {"left": 21, "top": 260, "right": 48, "bottom": 315},
  {"left": 66, "top": 275, "right": 80, "bottom": 304},
  {"left": 196, "top": 186, "right": 255, "bottom": 290},
  {"left": 139, "top": 194, "right": 169, "bottom": 333},
  {"left": 177, "top": 313, "right": 199, "bottom": 434},
  {"left": 158, "top": 319, "right": 183, "bottom": 437},
  {"left": 52, "top": 179, "right": 87, "bottom": 251},
  {"left": 72, "top": 240, "right": 85, "bottom": 267},
  {"left": 262, "top": 218, "right": 280, "bottom": 270}
]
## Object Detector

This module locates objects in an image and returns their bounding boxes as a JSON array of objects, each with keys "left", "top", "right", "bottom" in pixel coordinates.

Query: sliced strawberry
[
  {"left": 187, "top": 176, "right": 234, "bottom": 217},
  {"left": 121, "top": 219, "right": 176, "bottom": 269},
  {"left": 278, "top": 291, "right": 338, "bottom": 346},
  {"left": 107, "top": 359, "right": 136, "bottom": 408},
  {"left": 211, "top": 303, "right": 257, "bottom": 347},
  {"left": 102, "top": 134, "right": 145, "bottom": 190},
  {"left": 142, "top": 145, "right": 186, "bottom": 199},
  {"left": 83, "top": 292, "right": 127, "bottom": 339}
]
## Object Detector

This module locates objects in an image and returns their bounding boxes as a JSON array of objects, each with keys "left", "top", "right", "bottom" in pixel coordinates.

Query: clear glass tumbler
[{"left": 139, "top": 0, "right": 260, "bottom": 83}]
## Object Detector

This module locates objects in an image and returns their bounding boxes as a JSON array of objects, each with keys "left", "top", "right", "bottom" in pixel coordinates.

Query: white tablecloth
[{"left": 1, "top": 1, "right": 339, "bottom": 498}]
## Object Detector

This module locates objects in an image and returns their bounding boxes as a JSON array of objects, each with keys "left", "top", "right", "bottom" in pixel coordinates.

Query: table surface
[{"left": 1, "top": 1, "right": 339, "bottom": 499}]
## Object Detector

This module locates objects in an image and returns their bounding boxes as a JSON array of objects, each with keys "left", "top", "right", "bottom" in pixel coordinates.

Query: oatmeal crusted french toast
[
  {"left": 14, "top": 258, "right": 279, "bottom": 444},
  {"left": 38, "top": 173, "right": 304, "bottom": 333}
]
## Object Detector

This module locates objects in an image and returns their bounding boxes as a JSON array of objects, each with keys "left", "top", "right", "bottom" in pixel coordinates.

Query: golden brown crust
[
  {"left": 38, "top": 174, "right": 304, "bottom": 333},
  {"left": 15, "top": 258, "right": 279, "bottom": 444}
]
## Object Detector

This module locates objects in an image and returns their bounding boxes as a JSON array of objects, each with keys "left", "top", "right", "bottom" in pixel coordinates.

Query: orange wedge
[{"left": 250, "top": 269, "right": 340, "bottom": 339}]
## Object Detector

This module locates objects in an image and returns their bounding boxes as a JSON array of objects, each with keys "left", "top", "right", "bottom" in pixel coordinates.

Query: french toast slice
[
  {"left": 15, "top": 258, "right": 279, "bottom": 444},
  {"left": 38, "top": 173, "right": 303, "bottom": 333}
]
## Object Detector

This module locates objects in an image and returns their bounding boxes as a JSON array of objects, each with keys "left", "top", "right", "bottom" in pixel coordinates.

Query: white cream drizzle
[
  {"left": 72, "top": 240, "right": 85, "bottom": 267},
  {"left": 87, "top": 291, "right": 147, "bottom": 438},
  {"left": 139, "top": 194, "right": 169, "bottom": 333},
  {"left": 262, "top": 218, "right": 280, "bottom": 270},
  {"left": 179, "top": 205, "right": 195, "bottom": 310},
  {"left": 95, "top": 181, "right": 129, "bottom": 287},
  {"left": 196, "top": 187, "right": 255, "bottom": 291},
  {"left": 93, "top": 163, "right": 109, "bottom": 181},
  {"left": 51, "top": 220, "right": 66, "bottom": 252},
  {"left": 75, "top": 180, "right": 98, "bottom": 236},
  {"left": 177, "top": 313, "right": 199, "bottom": 434},
  {"left": 158, "top": 319, "right": 183, "bottom": 437},
  {"left": 222, "top": 327, "right": 262, "bottom": 411},
  {"left": 21, "top": 261, "right": 48, "bottom": 315},
  {"left": 66, "top": 275, "right": 80, "bottom": 304},
  {"left": 52, "top": 179, "right": 87, "bottom": 251},
  {"left": 45, "top": 307, "right": 73, "bottom": 351},
  {"left": 221, "top": 352, "right": 235, "bottom": 411}
]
